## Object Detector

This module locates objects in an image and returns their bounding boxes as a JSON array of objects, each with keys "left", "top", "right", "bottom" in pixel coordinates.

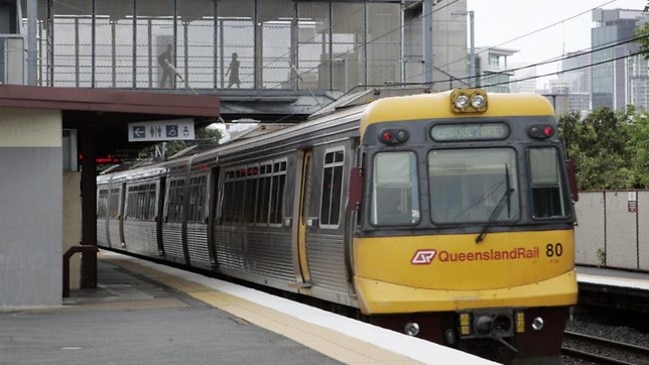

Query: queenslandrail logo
[{"left": 411, "top": 247, "right": 539, "bottom": 265}]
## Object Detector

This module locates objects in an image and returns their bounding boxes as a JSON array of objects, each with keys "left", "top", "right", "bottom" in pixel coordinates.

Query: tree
[
  {"left": 559, "top": 107, "right": 635, "bottom": 190},
  {"left": 147, "top": 125, "right": 223, "bottom": 159}
]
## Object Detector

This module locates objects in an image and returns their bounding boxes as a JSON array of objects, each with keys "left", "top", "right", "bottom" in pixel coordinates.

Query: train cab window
[
  {"left": 321, "top": 149, "right": 345, "bottom": 228},
  {"left": 428, "top": 149, "right": 519, "bottom": 224},
  {"left": 528, "top": 147, "right": 570, "bottom": 219},
  {"left": 370, "top": 151, "right": 420, "bottom": 226}
]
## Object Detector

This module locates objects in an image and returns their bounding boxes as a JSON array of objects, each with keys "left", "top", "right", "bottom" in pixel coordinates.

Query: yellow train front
[{"left": 351, "top": 89, "right": 577, "bottom": 364}]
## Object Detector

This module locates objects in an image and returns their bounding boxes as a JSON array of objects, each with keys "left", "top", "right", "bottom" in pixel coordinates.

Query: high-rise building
[
  {"left": 510, "top": 65, "right": 536, "bottom": 94},
  {"left": 591, "top": 8, "right": 646, "bottom": 111},
  {"left": 475, "top": 46, "right": 517, "bottom": 93}
]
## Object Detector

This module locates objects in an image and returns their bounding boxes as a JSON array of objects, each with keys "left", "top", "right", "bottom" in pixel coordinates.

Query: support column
[
  {"left": 27, "top": 0, "right": 37, "bottom": 85},
  {"left": 80, "top": 127, "right": 97, "bottom": 289}
]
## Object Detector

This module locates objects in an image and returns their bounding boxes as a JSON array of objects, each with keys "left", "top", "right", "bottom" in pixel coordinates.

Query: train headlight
[
  {"left": 454, "top": 95, "right": 470, "bottom": 110},
  {"left": 451, "top": 88, "right": 488, "bottom": 113},
  {"left": 404, "top": 322, "right": 420, "bottom": 336},
  {"left": 471, "top": 94, "right": 487, "bottom": 110},
  {"left": 532, "top": 317, "right": 544, "bottom": 331}
]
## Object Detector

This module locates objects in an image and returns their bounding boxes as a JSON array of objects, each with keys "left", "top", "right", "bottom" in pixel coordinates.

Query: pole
[
  {"left": 422, "top": 0, "right": 434, "bottom": 85},
  {"left": 27, "top": 0, "right": 37, "bottom": 85},
  {"left": 469, "top": 10, "right": 475, "bottom": 87}
]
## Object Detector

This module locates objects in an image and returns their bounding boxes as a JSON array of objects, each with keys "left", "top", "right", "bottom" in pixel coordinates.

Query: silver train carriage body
[{"left": 96, "top": 88, "right": 577, "bottom": 365}]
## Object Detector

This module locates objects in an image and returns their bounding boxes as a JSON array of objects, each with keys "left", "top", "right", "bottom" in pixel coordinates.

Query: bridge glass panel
[
  {"left": 331, "top": 2, "right": 365, "bottom": 93},
  {"left": 52, "top": 0, "right": 92, "bottom": 87},
  {"left": 178, "top": 0, "right": 215, "bottom": 89},
  {"left": 95, "top": 0, "right": 134, "bottom": 88},
  {"left": 297, "top": 2, "right": 330, "bottom": 91},
  {"left": 218, "top": 0, "right": 254, "bottom": 89},
  {"left": 259, "top": 0, "right": 294, "bottom": 90},
  {"left": 136, "top": 0, "right": 175, "bottom": 89},
  {"left": 367, "top": 2, "right": 400, "bottom": 87}
]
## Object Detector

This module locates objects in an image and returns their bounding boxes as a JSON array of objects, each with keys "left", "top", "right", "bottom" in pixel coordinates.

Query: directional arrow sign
[
  {"left": 128, "top": 119, "right": 195, "bottom": 142},
  {"left": 132, "top": 126, "right": 146, "bottom": 139}
]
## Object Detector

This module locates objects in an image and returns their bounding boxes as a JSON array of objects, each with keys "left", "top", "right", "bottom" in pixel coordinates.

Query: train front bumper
[{"left": 354, "top": 270, "right": 577, "bottom": 314}]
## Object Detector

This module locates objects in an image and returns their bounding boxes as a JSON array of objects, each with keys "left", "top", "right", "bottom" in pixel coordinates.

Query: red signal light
[
  {"left": 527, "top": 124, "right": 555, "bottom": 139},
  {"left": 378, "top": 129, "right": 409, "bottom": 145},
  {"left": 543, "top": 126, "right": 554, "bottom": 137}
]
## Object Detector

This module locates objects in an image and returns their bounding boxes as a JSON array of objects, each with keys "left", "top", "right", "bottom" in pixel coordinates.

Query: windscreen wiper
[{"left": 475, "top": 165, "right": 513, "bottom": 243}]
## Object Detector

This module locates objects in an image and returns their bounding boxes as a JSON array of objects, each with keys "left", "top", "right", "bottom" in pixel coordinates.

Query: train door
[
  {"left": 155, "top": 176, "right": 166, "bottom": 256},
  {"left": 207, "top": 166, "right": 220, "bottom": 268},
  {"left": 118, "top": 182, "right": 126, "bottom": 247},
  {"left": 293, "top": 149, "right": 313, "bottom": 287}
]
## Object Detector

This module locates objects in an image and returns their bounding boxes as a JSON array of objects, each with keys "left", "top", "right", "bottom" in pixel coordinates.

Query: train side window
[
  {"left": 97, "top": 189, "right": 109, "bottom": 218},
  {"left": 188, "top": 174, "right": 208, "bottom": 223},
  {"left": 320, "top": 148, "right": 345, "bottom": 228},
  {"left": 127, "top": 183, "right": 156, "bottom": 221},
  {"left": 222, "top": 170, "right": 236, "bottom": 223},
  {"left": 269, "top": 160, "right": 287, "bottom": 225},
  {"left": 528, "top": 147, "right": 570, "bottom": 219},
  {"left": 256, "top": 163, "right": 273, "bottom": 224},
  {"left": 109, "top": 188, "right": 120, "bottom": 219},
  {"left": 243, "top": 165, "right": 259, "bottom": 224},
  {"left": 166, "top": 179, "right": 185, "bottom": 223},
  {"left": 370, "top": 151, "right": 419, "bottom": 226}
]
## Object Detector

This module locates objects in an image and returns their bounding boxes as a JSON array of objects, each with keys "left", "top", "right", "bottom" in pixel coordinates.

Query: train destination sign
[
  {"left": 431, "top": 123, "right": 509, "bottom": 142},
  {"left": 128, "top": 118, "right": 195, "bottom": 142}
]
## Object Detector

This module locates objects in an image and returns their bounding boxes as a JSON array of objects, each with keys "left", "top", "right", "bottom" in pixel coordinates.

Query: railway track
[{"left": 561, "top": 331, "right": 649, "bottom": 365}]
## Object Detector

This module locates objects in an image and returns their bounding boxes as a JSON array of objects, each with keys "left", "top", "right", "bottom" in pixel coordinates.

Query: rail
[{"left": 562, "top": 331, "right": 649, "bottom": 365}]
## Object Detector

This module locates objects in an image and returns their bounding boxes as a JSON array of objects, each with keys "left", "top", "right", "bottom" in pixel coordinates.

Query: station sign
[{"left": 128, "top": 119, "right": 195, "bottom": 142}]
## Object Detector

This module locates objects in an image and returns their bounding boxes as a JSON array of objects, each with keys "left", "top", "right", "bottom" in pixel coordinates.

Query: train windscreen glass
[
  {"left": 371, "top": 151, "right": 420, "bottom": 226},
  {"left": 428, "top": 148, "right": 520, "bottom": 224}
]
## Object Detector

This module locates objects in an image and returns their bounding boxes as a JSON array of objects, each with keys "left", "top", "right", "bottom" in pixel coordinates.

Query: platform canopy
[{"left": 0, "top": 84, "right": 220, "bottom": 157}]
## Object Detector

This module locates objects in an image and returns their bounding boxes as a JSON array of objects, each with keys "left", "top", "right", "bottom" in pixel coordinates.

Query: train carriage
[
  {"left": 97, "top": 88, "right": 577, "bottom": 365},
  {"left": 351, "top": 89, "right": 577, "bottom": 364}
]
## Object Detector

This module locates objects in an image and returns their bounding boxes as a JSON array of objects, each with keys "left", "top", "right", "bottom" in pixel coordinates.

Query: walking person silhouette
[
  {"left": 158, "top": 44, "right": 174, "bottom": 88},
  {"left": 226, "top": 52, "right": 240, "bottom": 88}
]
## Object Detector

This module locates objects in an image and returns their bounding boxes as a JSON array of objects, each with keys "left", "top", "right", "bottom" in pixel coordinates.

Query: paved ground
[{"left": 0, "top": 260, "right": 342, "bottom": 365}]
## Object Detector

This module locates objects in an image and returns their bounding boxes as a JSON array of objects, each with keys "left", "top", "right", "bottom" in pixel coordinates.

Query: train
[{"left": 96, "top": 87, "right": 578, "bottom": 365}]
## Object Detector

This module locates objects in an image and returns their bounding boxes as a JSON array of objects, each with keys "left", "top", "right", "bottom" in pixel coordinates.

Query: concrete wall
[
  {"left": 575, "top": 190, "right": 649, "bottom": 272},
  {"left": 63, "top": 172, "right": 81, "bottom": 290},
  {"left": 0, "top": 107, "right": 62, "bottom": 308}
]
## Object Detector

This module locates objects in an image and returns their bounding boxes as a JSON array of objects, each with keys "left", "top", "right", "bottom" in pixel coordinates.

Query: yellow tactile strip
[{"left": 101, "top": 254, "right": 425, "bottom": 365}]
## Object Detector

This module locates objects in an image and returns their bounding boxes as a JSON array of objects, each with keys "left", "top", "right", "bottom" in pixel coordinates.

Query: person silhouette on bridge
[
  {"left": 226, "top": 52, "right": 240, "bottom": 88},
  {"left": 158, "top": 44, "right": 174, "bottom": 88}
]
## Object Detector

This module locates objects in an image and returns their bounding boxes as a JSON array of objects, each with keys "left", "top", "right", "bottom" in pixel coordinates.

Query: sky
[{"left": 466, "top": 0, "right": 646, "bottom": 89}]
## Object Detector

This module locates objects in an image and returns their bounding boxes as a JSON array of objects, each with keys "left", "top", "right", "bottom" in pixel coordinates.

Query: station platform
[
  {"left": 0, "top": 250, "right": 496, "bottom": 365},
  {"left": 576, "top": 265, "right": 649, "bottom": 314},
  {"left": 577, "top": 265, "right": 649, "bottom": 291}
]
